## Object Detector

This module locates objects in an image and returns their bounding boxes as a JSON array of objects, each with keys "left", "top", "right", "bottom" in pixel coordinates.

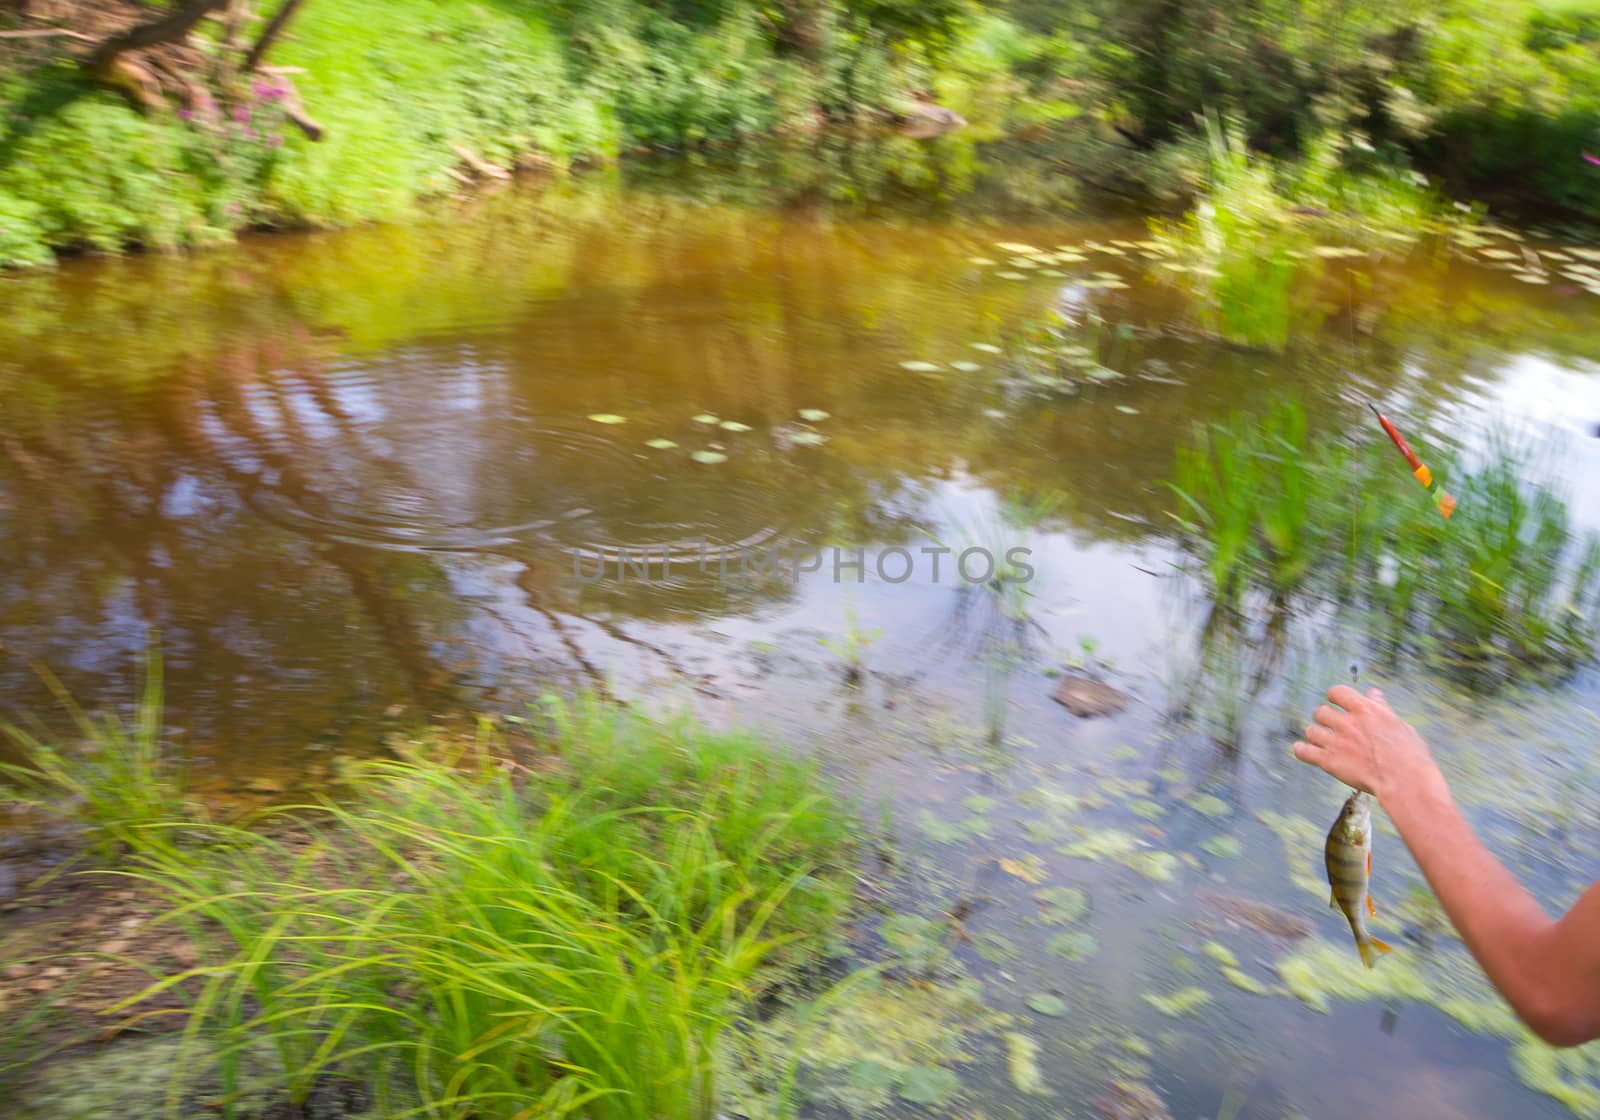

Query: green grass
[
  {"left": 1, "top": 652, "right": 188, "bottom": 861},
  {"left": 1166, "top": 403, "right": 1600, "bottom": 688},
  {"left": 110, "top": 695, "right": 858, "bottom": 1119}
]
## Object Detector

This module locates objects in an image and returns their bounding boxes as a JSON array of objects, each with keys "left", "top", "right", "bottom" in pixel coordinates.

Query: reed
[
  {"left": 1, "top": 653, "right": 188, "bottom": 860},
  {"left": 116, "top": 697, "right": 858, "bottom": 1119}
]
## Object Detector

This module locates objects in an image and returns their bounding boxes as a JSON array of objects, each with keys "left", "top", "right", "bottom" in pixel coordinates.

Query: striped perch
[{"left": 1324, "top": 789, "right": 1394, "bottom": 968}]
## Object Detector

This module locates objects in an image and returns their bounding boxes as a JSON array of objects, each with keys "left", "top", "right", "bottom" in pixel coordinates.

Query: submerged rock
[{"left": 1051, "top": 675, "right": 1129, "bottom": 718}]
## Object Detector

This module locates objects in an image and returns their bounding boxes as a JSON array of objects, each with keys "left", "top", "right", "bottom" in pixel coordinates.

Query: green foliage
[
  {"left": 119, "top": 696, "right": 857, "bottom": 1119},
  {"left": 1148, "top": 116, "right": 1459, "bottom": 349},
  {"left": 0, "top": 654, "right": 187, "bottom": 860}
]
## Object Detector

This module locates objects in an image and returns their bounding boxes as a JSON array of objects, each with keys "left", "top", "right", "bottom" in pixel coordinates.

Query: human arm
[{"left": 1293, "top": 684, "right": 1600, "bottom": 1047}]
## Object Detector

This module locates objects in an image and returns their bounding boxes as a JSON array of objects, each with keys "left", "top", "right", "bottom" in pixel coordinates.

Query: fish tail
[{"left": 1357, "top": 935, "right": 1394, "bottom": 969}]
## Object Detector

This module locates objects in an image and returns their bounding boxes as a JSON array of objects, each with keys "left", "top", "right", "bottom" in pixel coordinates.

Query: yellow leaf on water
[{"left": 999, "top": 855, "right": 1049, "bottom": 884}]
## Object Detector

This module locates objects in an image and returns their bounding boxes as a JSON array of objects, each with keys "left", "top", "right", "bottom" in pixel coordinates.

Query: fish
[{"left": 1324, "top": 789, "right": 1393, "bottom": 968}]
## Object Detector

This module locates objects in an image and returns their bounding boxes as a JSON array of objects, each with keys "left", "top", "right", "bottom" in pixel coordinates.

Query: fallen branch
[
  {"left": 0, "top": 27, "right": 92, "bottom": 40},
  {"left": 449, "top": 142, "right": 510, "bottom": 180},
  {"left": 87, "top": 0, "right": 229, "bottom": 78},
  {"left": 243, "top": 0, "right": 306, "bottom": 73}
]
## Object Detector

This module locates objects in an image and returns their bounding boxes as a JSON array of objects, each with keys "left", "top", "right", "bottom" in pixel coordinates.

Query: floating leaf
[
  {"left": 1222, "top": 966, "right": 1276, "bottom": 995},
  {"left": 999, "top": 855, "right": 1049, "bottom": 884},
  {"left": 789, "top": 430, "right": 828, "bottom": 446},
  {"left": 971, "top": 342, "right": 1002, "bottom": 353},
  {"left": 587, "top": 414, "right": 626, "bottom": 425},
  {"left": 1186, "top": 793, "right": 1231, "bottom": 818},
  {"left": 968, "top": 256, "right": 998, "bottom": 266},
  {"left": 644, "top": 438, "right": 677, "bottom": 450},
  {"left": 900, "top": 360, "right": 943, "bottom": 372},
  {"left": 1513, "top": 272, "right": 1549, "bottom": 284},
  {"left": 1123, "top": 851, "right": 1179, "bottom": 881},
  {"left": 950, "top": 361, "right": 982, "bottom": 372},
  {"left": 797, "top": 409, "right": 831, "bottom": 422},
  {"left": 1005, "top": 1032, "right": 1051, "bottom": 1095},
  {"left": 692, "top": 413, "right": 719, "bottom": 424},
  {"left": 847, "top": 1060, "right": 898, "bottom": 1092},
  {"left": 1128, "top": 799, "right": 1165, "bottom": 820},
  {"left": 974, "top": 931, "right": 1020, "bottom": 964},
  {"left": 1478, "top": 248, "right": 1519, "bottom": 260},
  {"left": 995, "top": 241, "right": 1039, "bottom": 254},
  {"left": 1033, "top": 886, "right": 1088, "bottom": 925},
  {"left": 996, "top": 271, "right": 1029, "bottom": 280},
  {"left": 719, "top": 420, "right": 753, "bottom": 432},
  {"left": 1116, "top": 405, "right": 1140, "bottom": 415},
  {"left": 1025, "top": 992, "right": 1068, "bottom": 1017},
  {"left": 898, "top": 1065, "right": 960, "bottom": 1106},
  {"left": 1200, "top": 835, "right": 1243, "bottom": 859},
  {"left": 1142, "top": 987, "right": 1212, "bottom": 1017},
  {"left": 916, "top": 810, "right": 966, "bottom": 845},
  {"left": 1045, "top": 930, "right": 1099, "bottom": 961},
  {"left": 1202, "top": 941, "right": 1239, "bottom": 968},
  {"left": 690, "top": 450, "right": 728, "bottom": 464}
]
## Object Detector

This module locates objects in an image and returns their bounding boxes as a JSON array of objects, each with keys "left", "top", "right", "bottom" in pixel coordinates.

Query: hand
[{"left": 1292, "top": 685, "right": 1439, "bottom": 804}]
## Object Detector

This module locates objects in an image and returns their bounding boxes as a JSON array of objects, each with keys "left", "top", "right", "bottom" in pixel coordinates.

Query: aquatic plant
[
  {"left": 1147, "top": 115, "right": 1460, "bottom": 350},
  {"left": 1166, "top": 403, "right": 1600, "bottom": 689},
  {"left": 0, "top": 653, "right": 188, "bottom": 861},
  {"left": 819, "top": 603, "right": 883, "bottom": 685},
  {"left": 117, "top": 697, "right": 859, "bottom": 1120}
]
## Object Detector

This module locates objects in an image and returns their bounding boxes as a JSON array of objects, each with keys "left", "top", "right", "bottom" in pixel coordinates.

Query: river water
[{"left": 2, "top": 135, "right": 1600, "bottom": 1117}]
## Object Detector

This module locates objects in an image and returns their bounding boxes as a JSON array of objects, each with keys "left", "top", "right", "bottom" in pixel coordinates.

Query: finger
[
  {"left": 1292, "top": 740, "right": 1325, "bottom": 766},
  {"left": 1313, "top": 704, "right": 1348, "bottom": 730},
  {"left": 1304, "top": 723, "right": 1339, "bottom": 748},
  {"left": 1366, "top": 687, "right": 1387, "bottom": 706},
  {"left": 1326, "top": 684, "right": 1365, "bottom": 711}
]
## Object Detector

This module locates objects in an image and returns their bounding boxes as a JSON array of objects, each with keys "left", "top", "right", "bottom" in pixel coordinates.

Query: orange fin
[
  {"left": 1356, "top": 935, "right": 1394, "bottom": 969},
  {"left": 1367, "top": 851, "right": 1372, "bottom": 876},
  {"left": 1367, "top": 893, "right": 1376, "bottom": 917}
]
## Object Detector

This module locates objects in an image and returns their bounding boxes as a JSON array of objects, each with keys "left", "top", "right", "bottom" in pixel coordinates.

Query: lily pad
[
  {"left": 996, "top": 271, "right": 1029, "bottom": 280},
  {"left": 1202, "top": 941, "right": 1239, "bottom": 968},
  {"left": 970, "top": 343, "right": 1002, "bottom": 353},
  {"left": 1222, "top": 966, "right": 1277, "bottom": 995},
  {"left": 1142, "top": 987, "right": 1212, "bottom": 1017},
  {"left": 968, "top": 256, "right": 998, "bottom": 266},
  {"left": 1200, "top": 835, "right": 1243, "bottom": 859},
  {"left": 789, "top": 430, "right": 828, "bottom": 446},
  {"left": 1025, "top": 992, "right": 1068, "bottom": 1017},
  {"left": 587, "top": 414, "right": 626, "bottom": 425},
  {"left": 898, "top": 1065, "right": 960, "bottom": 1106},
  {"left": 718, "top": 420, "right": 753, "bottom": 432},
  {"left": 950, "top": 360, "right": 982, "bottom": 372},
  {"left": 1116, "top": 405, "right": 1141, "bottom": 415},
  {"left": 644, "top": 438, "right": 678, "bottom": 450},
  {"left": 690, "top": 450, "right": 728, "bottom": 465},
  {"left": 973, "top": 931, "right": 1020, "bottom": 963},
  {"left": 847, "top": 1060, "right": 898, "bottom": 1092},
  {"left": 1045, "top": 930, "right": 1099, "bottom": 961},
  {"left": 1034, "top": 886, "right": 1088, "bottom": 924},
  {"left": 1186, "top": 793, "right": 1231, "bottom": 818},
  {"left": 1128, "top": 799, "right": 1165, "bottom": 821},
  {"left": 798, "top": 409, "right": 830, "bottom": 422},
  {"left": 995, "top": 241, "right": 1039, "bottom": 254},
  {"left": 900, "top": 360, "right": 943, "bottom": 372},
  {"left": 691, "top": 413, "right": 719, "bottom": 424},
  {"left": 1005, "top": 1032, "right": 1051, "bottom": 1095}
]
